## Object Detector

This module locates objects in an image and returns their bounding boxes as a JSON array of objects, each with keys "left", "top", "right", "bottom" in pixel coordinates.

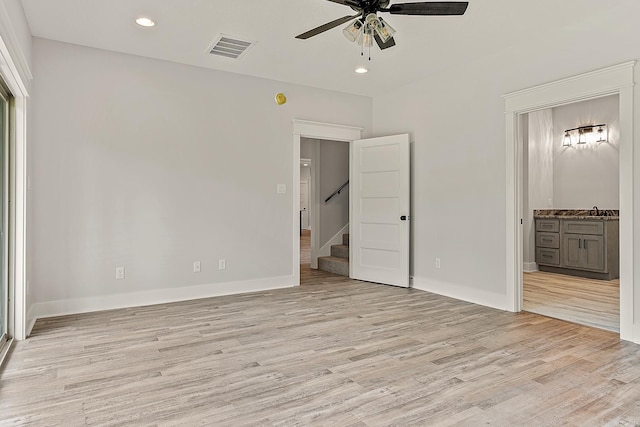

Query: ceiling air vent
[{"left": 208, "top": 34, "right": 255, "bottom": 59}]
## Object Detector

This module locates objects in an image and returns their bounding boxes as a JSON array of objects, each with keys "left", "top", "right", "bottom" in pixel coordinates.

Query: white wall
[
  {"left": 29, "top": 38, "right": 372, "bottom": 315},
  {"left": 523, "top": 109, "right": 554, "bottom": 267},
  {"left": 552, "top": 95, "right": 620, "bottom": 209},
  {"left": 0, "top": 0, "right": 32, "bottom": 91},
  {"left": 300, "top": 139, "right": 314, "bottom": 159},
  {"left": 372, "top": 20, "right": 640, "bottom": 313}
]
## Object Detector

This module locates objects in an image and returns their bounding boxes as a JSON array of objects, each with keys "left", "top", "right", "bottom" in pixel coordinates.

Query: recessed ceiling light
[
  {"left": 355, "top": 67, "right": 368, "bottom": 74},
  {"left": 303, "top": 163, "right": 309, "bottom": 167},
  {"left": 136, "top": 17, "right": 156, "bottom": 27}
]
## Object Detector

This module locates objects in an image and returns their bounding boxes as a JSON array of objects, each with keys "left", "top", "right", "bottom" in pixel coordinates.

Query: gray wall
[
  {"left": 300, "top": 139, "right": 314, "bottom": 159},
  {"left": 300, "top": 166, "right": 311, "bottom": 180},
  {"left": 319, "top": 140, "right": 349, "bottom": 247},
  {"left": 524, "top": 109, "right": 554, "bottom": 266},
  {"left": 552, "top": 95, "right": 620, "bottom": 209},
  {"left": 29, "top": 38, "right": 372, "bottom": 309}
]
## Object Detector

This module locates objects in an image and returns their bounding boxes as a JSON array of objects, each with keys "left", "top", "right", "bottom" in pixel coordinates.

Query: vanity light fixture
[
  {"left": 577, "top": 128, "right": 588, "bottom": 144},
  {"left": 596, "top": 125, "right": 607, "bottom": 142},
  {"left": 562, "top": 124, "right": 607, "bottom": 146}
]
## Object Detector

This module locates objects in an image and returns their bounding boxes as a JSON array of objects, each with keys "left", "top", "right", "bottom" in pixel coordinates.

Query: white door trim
[
  {"left": 503, "top": 61, "right": 636, "bottom": 343},
  {"left": 292, "top": 120, "right": 363, "bottom": 285},
  {"left": 0, "top": 17, "right": 31, "bottom": 341}
]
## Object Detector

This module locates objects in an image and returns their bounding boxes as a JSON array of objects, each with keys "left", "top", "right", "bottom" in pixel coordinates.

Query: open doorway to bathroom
[{"left": 521, "top": 95, "right": 620, "bottom": 332}]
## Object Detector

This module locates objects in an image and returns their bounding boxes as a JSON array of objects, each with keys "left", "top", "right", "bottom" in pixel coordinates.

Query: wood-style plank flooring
[
  {"left": 523, "top": 271, "right": 620, "bottom": 333},
  {"left": 300, "top": 229, "right": 311, "bottom": 265},
  {"left": 2, "top": 273, "right": 640, "bottom": 425}
]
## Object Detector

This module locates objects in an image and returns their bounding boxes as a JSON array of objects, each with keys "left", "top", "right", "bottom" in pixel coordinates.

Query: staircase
[{"left": 318, "top": 233, "right": 349, "bottom": 276}]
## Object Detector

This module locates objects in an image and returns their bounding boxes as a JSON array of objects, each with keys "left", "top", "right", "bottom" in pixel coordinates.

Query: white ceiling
[{"left": 19, "top": 0, "right": 639, "bottom": 97}]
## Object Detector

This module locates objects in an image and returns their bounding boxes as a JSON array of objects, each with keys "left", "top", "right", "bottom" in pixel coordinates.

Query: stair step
[
  {"left": 342, "top": 233, "right": 349, "bottom": 246},
  {"left": 318, "top": 256, "right": 349, "bottom": 277},
  {"left": 330, "top": 244, "right": 349, "bottom": 259}
]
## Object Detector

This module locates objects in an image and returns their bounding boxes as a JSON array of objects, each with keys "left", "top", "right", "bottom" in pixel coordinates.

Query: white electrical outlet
[
  {"left": 193, "top": 261, "right": 201, "bottom": 273},
  {"left": 219, "top": 259, "right": 226, "bottom": 270},
  {"left": 277, "top": 184, "right": 286, "bottom": 194},
  {"left": 116, "top": 267, "right": 125, "bottom": 280},
  {"left": 435, "top": 258, "right": 441, "bottom": 269}
]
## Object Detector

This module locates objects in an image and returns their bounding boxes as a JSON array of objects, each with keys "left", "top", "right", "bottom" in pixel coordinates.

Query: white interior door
[
  {"left": 350, "top": 134, "right": 410, "bottom": 287},
  {"left": 300, "top": 179, "right": 309, "bottom": 229}
]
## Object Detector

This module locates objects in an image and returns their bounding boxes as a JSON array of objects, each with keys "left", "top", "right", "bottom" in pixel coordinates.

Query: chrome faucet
[{"left": 591, "top": 205, "right": 600, "bottom": 216}]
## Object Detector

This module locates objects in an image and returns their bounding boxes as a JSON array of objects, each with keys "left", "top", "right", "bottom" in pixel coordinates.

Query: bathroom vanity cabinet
[{"left": 534, "top": 216, "right": 619, "bottom": 280}]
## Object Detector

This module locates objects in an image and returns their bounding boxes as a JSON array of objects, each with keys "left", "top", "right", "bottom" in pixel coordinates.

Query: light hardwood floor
[
  {"left": 2, "top": 274, "right": 640, "bottom": 425},
  {"left": 523, "top": 271, "right": 620, "bottom": 333},
  {"left": 300, "top": 229, "right": 311, "bottom": 265}
]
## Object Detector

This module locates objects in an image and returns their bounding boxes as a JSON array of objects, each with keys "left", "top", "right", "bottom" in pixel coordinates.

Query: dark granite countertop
[{"left": 534, "top": 209, "right": 619, "bottom": 220}]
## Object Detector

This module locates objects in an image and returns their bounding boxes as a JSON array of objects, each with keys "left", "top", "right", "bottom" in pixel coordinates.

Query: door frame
[
  {"left": 0, "top": 27, "right": 29, "bottom": 341},
  {"left": 504, "top": 61, "right": 636, "bottom": 343},
  {"left": 292, "top": 120, "right": 363, "bottom": 285}
]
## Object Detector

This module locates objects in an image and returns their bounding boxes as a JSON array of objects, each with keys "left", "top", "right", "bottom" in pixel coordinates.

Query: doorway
[
  {"left": 300, "top": 158, "right": 311, "bottom": 267},
  {"left": 520, "top": 96, "right": 620, "bottom": 332},
  {"left": 299, "top": 137, "right": 350, "bottom": 284},
  {"left": 292, "top": 120, "right": 363, "bottom": 286},
  {"left": 504, "top": 61, "right": 635, "bottom": 343},
  {"left": 292, "top": 121, "right": 412, "bottom": 289}
]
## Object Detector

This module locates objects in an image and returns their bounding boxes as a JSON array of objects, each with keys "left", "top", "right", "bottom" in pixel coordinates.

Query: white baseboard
[
  {"left": 634, "top": 324, "right": 640, "bottom": 345},
  {"left": 318, "top": 223, "right": 349, "bottom": 258},
  {"left": 522, "top": 262, "right": 538, "bottom": 273},
  {"left": 31, "top": 275, "right": 296, "bottom": 321},
  {"left": 412, "top": 277, "right": 508, "bottom": 312}
]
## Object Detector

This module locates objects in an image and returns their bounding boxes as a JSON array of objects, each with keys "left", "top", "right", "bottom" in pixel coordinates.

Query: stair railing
[{"left": 325, "top": 180, "right": 349, "bottom": 203}]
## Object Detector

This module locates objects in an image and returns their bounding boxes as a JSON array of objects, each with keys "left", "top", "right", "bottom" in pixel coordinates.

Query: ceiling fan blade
[
  {"left": 295, "top": 14, "right": 361, "bottom": 40},
  {"left": 374, "top": 34, "right": 396, "bottom": 50},
  {"left": 388, "top": 1, "right": 468, "bottom": 15},
  {"left": 325, "top": 0, "right": 361, "bottom": 6}
]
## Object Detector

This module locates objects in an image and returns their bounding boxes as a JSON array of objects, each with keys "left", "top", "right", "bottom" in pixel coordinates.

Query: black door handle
[{"left": 400, "top": 215, "right": 407, "bottom": 221}]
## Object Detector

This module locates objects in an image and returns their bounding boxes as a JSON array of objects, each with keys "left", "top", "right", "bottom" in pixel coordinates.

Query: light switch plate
[{"left": 277, "top": 184, "right": 286, "bottom": 194}]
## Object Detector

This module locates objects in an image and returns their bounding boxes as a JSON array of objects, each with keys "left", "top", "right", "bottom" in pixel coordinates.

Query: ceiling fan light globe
[
  {"left": 343, "top": 19, "right": 363, "bottom": 43},
  {"left": 357, "top": 32, "right": 374, "bottom": 47},
  {"left": 377, "top": 17, "right": 396, "bottom": 42}
]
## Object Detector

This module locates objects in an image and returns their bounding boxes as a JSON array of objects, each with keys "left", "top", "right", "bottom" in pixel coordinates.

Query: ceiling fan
[{"left": 296, "top": 1, "right": 469, "bottom": 52}]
